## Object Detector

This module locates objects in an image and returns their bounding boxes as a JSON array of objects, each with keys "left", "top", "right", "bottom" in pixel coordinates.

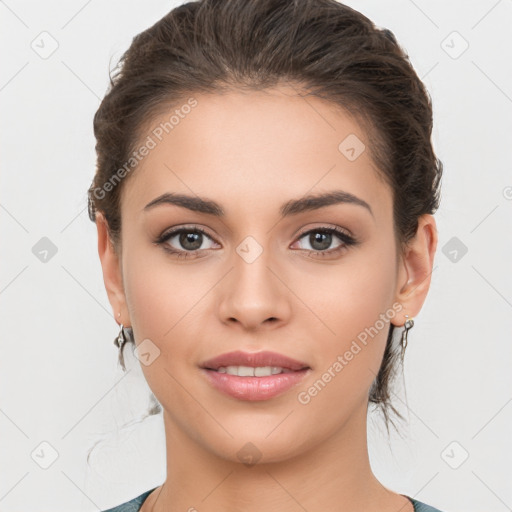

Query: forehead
[{"left": 121, "top": 85, "right": 392, "bottom": 221}]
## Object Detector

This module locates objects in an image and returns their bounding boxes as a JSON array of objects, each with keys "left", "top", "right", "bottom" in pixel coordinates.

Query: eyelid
[
  {"left": 294, "top": 223, "right": 354, "bottom": 239},
  {"left": 156, "top": 223, "right": 358, "bottom": 256},
  {"left": 157, "top": 224, "right": 352, "bottom": 243},
  {"left": 292, "top": 225, "right": 357, "bottom": 253},
  {"left": 157, "top": 224, "right": 216, "bottom": 242}
]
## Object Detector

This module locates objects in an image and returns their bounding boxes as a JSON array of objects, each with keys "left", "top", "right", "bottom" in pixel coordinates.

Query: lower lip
[{"left": 200, "top": 368, "right": 310, "bottom": 401}]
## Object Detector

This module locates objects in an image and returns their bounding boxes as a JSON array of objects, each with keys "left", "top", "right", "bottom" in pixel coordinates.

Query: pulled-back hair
[{"left": 88, "top": 0, "right": 442, "bottom": 433}]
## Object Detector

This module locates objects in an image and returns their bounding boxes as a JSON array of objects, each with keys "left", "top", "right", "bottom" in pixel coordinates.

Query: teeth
[{"left": 216, "top": 365, "right": 289, "bottom": 376}]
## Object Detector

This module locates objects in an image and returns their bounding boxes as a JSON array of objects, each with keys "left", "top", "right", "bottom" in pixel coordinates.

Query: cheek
[
  {"left": 294, "top": 285, "right": 393, "bottom": 429},
  {"left": 291, "top": 246, "right": 397, "bottom": 405},
  {"left": 122, "top": 240, "right": 207, "bottom": 337},
  {"left": 291, "top": 243, "right": 396, "bottom": 345},
  {"left": 121, "top": 249, "right": 210, "bottom": 415},
  {"left": 123, "top": 265, "right": 172, "bottom": 338},
  {"left": 121, "top": 242, "right": 218, "bottom": 374}
]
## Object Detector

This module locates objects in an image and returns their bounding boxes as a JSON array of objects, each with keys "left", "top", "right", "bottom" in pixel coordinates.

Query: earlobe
[
  {"left": 392, "top": 214, "right": 438, "bottom": 326},
  {"left": 96, "top": 212, "right": 129, "bottom": 324}
]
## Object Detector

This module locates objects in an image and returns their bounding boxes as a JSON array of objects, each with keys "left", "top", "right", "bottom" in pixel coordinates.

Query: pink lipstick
[{"left": 199, "top": 350, "right": 311, "bottom": 401}]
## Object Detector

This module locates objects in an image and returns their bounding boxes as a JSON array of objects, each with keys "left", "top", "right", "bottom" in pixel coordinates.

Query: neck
[{"left": 146, "top": 402, "right": 406, "bottom": 512}]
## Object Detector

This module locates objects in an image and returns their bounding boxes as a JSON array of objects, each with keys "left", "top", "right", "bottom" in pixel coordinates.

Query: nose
[{"left": 217, "top": 245, "right": 292, "bottom": 332}]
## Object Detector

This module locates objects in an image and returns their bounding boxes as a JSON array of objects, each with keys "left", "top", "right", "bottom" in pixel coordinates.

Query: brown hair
[{"left": 88, "top": 0, "right": 442, "bottom": 433}]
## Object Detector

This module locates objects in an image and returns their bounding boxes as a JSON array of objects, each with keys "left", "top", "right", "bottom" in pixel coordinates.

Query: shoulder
[
  {"left": 101, "top": 488, "right": 157, "bottom": 512},
  {"left": 408, "top": 496, "right": 446, "bottom": 512},
  {"left": 101, "top": 490, "right": 445, "bottom": 512}
]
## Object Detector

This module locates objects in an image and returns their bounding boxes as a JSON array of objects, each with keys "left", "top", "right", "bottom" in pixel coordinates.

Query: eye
[
  {"left": 155, "top": 225, "right": 359, "bottom": 260},
  {"left": 292, "top": 227, "right": 358, "bottom": 257},
  {"left": 155, "top": 226, "right": 218, "bottom": 259}
]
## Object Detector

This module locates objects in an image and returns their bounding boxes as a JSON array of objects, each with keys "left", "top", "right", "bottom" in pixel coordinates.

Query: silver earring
[
  {"left": 114, "top": 323, "right": 134, "bottom": 371},
  {"left": 400, "top": 314, "right": 414, "bottom": 361}
]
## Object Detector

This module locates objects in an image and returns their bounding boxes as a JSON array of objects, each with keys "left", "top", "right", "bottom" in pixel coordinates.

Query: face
[{"left": 102, "top": 84, "right": 424, "bottom": 463}]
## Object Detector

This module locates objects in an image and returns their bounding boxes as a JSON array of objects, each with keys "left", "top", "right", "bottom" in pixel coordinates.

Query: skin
[{"left": 96, "top": 84, "right": 437, "bottom": 512}]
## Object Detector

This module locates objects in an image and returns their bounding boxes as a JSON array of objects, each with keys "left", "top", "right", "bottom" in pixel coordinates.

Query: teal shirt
[{"left": 102, "top": 488, "right": 446, "bottom": 512}]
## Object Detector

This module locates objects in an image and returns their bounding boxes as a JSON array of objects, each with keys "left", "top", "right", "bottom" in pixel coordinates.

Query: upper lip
[{"left": 200, "top": 350, "right": 310, "bottom": 371}]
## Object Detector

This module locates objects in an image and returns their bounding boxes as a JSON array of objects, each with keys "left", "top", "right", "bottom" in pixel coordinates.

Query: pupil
[
  {"left": 180, "top": 232, "right": 202, "bottom": 250},
  {"left": 311, "top": 232, "right": 331, "bottom": 251},
  {"left": 177, "top": 231, "right": 333, "bottom": 252}
]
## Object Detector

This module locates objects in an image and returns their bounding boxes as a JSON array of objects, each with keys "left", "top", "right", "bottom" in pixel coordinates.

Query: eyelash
[{"left": 154, "top": 225, "right": 359, "bottom": 260}]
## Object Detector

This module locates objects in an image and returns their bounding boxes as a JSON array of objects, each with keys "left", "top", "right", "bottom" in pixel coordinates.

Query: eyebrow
[{"left": 143, "top": 190, "right": 374, "bottom": 218}]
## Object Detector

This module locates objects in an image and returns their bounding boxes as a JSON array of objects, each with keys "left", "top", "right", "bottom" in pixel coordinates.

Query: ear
[
  {"left": 96, "top": 212, "right": 130, "bottom": 326},
  {"left": 392, "top": 214, "right": 438, "bottom": 326}
]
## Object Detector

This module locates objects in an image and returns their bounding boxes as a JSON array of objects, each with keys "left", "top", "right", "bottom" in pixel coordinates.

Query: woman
[{"left": 89, "top": 0, "right": 443, "bottom": 510}]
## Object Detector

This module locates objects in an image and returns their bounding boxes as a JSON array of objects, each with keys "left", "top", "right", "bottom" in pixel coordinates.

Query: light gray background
[{"left": 1, "top": 1, "right": 511, "bottom": 511}]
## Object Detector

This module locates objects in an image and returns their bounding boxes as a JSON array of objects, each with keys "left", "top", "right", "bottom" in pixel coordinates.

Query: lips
[
  {"left": 200, "top": 350, "right": 310, "bottom": 372},
  {"left": 199, "top": 350, "right": 311, "bottom": 401}
]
